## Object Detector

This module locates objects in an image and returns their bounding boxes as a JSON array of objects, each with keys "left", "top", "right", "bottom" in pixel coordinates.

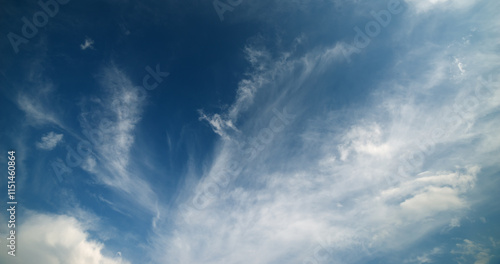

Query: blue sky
[{"left": 1, "top": 0, "right": 500, "bottom": 263}]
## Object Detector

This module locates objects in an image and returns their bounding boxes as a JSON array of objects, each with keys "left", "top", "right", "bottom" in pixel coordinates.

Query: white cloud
[
  {"left": 452, "top": 239, "right": 493, "bottom": 264},
  {"left": 36, "top": 132, "right": 63, "bottom": 150},
  {"left": 80, "top": 37, "right": 95, "bottom": 50},
  {"left": 78, "top": 65, "right": 158, "bottom": 215},
  {"left": 0, "top": 212, "right": 129, "bottom": 264},
  {"left": 198, "top": 111, "right": 239, "bottom": 140},
  {"left": 149, "top": 1, "right": 500, "bottom": 263},
  {"left": 399, "top": 186, "right": 466, "bottom": 217},
  {"left": 197, "top": 45, "right": 271, "bottom": 140},
  {"left": 337, "top": 123, "right": 394, "bottom": 161}
]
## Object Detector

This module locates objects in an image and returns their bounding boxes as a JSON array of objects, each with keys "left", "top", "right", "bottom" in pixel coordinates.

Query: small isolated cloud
[
  {"left": 198, "top": 110, "right": 239, "bottom": 140},
  {"left": 36, "top": 132, "right": 63, "bottom": 150},
  {"left": 80, "top": 37, "right": 95, "bottom": 50}
]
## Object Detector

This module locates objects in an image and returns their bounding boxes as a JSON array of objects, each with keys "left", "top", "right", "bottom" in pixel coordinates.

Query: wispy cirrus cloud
[
  {"left": 17, "top": 85, "right": 62, "bottom": 127},
  {"left": 150, "top": 1, "right": 500, "bottom": 263},
  {"left": 404, "top": 247, "right": 442, "bottom": 263},
  {"left": 78, "top": 64, "right": 158, "bottom": 215}
]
